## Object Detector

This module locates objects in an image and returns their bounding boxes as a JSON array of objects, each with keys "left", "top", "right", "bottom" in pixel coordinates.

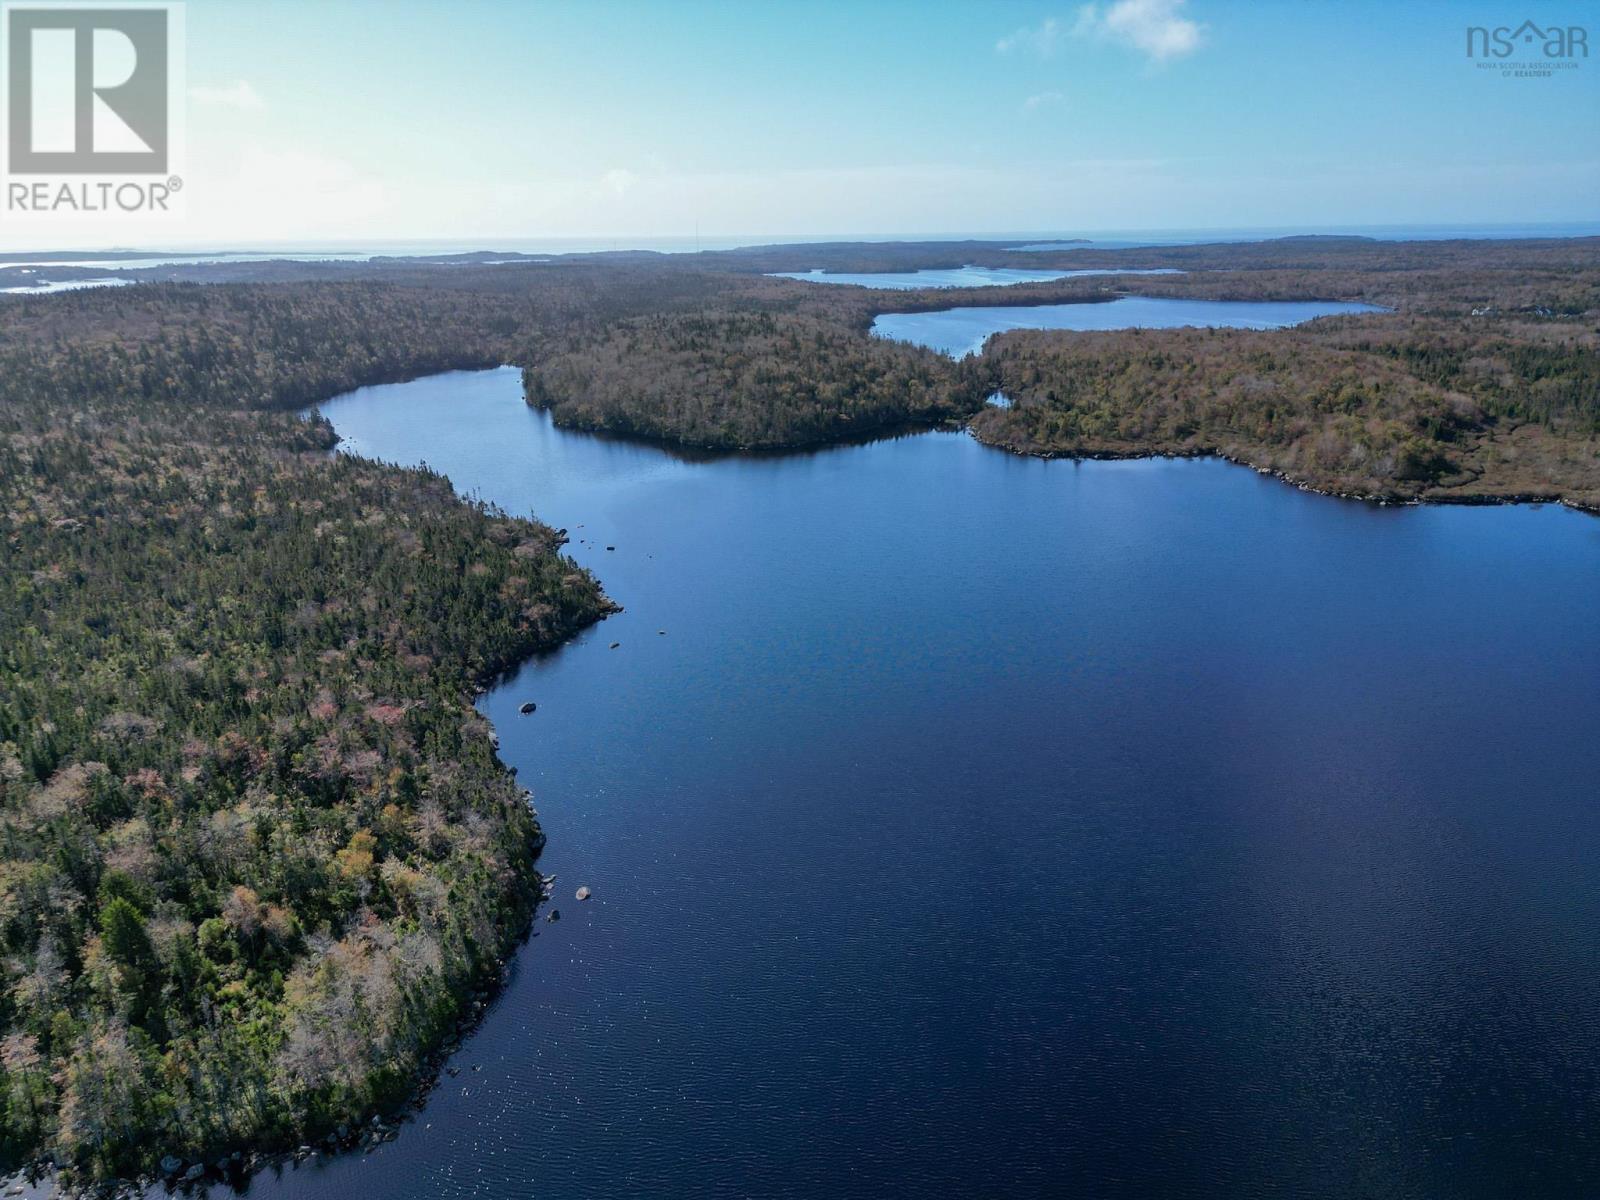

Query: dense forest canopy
[
  {"left": 524, "top": 309, "right": 990, "bottom": 449},
  {"left": 972, "top": 314, "right": 1600, "bottom": 505},
  {"left": 0, "top": 235, "right": 1596, "bottom": 1186},
  {"left": 0, "top": 282, "right": 620, "bottom": 1186}
]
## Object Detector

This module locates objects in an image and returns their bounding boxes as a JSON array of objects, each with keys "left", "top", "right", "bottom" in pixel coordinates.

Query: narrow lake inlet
[{"left": 223, "top": 365, "right": 1600, "bottom": 1200}]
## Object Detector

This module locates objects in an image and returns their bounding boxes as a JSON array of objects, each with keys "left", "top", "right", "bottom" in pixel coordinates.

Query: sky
[{"left": 4, "top": 0, "right": 1598, "bottom": 247}]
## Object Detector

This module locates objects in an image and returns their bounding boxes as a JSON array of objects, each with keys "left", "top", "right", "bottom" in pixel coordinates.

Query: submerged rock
[{"left": 546, "top": 908, "right": 560, "bottom": 922}]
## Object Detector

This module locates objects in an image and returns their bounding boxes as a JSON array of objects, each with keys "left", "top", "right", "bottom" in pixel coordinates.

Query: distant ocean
[{"left": 2, "top": 223, "right": 1597, "bottom": 269}]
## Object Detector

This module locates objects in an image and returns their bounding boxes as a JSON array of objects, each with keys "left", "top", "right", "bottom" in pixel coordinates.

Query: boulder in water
[
  {"left": 576, "top": 886, "right": 591, "bottom": 901},
  {"left": 519, "top": 701, "right": 536, "bottom": 714}
]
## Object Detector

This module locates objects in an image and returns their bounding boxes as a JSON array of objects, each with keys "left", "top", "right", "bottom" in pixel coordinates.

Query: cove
[
  {"left": 873, "top": 295, "right": 1387, "bottom": 357},
  {"left": 229, "top": 367, "right": 1600, "bottom": 1200},
  {"left": 768, "top": 265, "right": 1182, "bottom": 289}
]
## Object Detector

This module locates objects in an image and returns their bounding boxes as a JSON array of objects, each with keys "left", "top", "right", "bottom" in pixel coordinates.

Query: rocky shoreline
[{"left": 1, "top": 850, "right": 564, "bottom": 1200}]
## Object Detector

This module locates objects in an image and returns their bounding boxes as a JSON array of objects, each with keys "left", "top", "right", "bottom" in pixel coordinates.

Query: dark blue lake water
[
  {"left": 236, "top": 367, "right": 1600, "bottom": 1200},
  {"left": 873, "top": 295, "right": 1387, "bottom": 357}
]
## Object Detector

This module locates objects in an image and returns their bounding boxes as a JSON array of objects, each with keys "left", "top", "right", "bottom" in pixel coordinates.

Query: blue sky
[{"left": 20, "top": 0, "right": 1600, "bottom": 245}]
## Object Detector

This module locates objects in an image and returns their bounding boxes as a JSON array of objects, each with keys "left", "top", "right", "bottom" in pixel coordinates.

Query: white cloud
[
  {"left": 1073, "top": 0, "right": 1203, "bottom": 62},
  {"left": 1022, "top": 91, "right": 1066, "bottom": 114},
  {"left": 189, "top": 80, "right": 265, "bottom": 111},
  {"left": 188, "top": 145, "right": 389, "bottom": 239},
  {"left": 600, "top": 168, "right": 638, "bottom": 198},
  {"left": 996, "top": 17, "right": 1062, "bottom": 57},
  {"left": 528, "top": 159, "right": 1188, "bottom": 239}
]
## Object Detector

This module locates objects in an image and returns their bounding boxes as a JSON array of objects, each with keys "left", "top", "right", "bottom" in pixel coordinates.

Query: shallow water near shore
[
  {"left": 872, "top": 294, "right": 1386, "bottom": 356},
  {"left": 154, "top": 367, "right": 1600, "bottom": 1199}
]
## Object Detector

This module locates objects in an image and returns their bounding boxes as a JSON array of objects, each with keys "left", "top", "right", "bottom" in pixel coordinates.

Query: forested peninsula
[
  {"left": 521, "top": 238, "right": 1600, "bottom": 507},
  {"left": 2, "top": 234, "right": 1597, "bottom": 1189},
  {"left": 0, "top": 284, "right": 618, "bottom": 1188}
]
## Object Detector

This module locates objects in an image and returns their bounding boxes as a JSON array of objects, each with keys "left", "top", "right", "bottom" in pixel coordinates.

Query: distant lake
[
  {"left": 3, "top": 224, "right": 1593, "bottom": 283},
  {"left": 873, "top": 295, "right": 1387, "bottom": 357},
  {"left": 0, "top": 278, "right": 131, "bottom": 295},
  {"left": 769, "top": 265, "right": 1183, "bottom": 289},
  {"left": 219, "top": 367, "right": 1600, "bottom": 1200}
]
